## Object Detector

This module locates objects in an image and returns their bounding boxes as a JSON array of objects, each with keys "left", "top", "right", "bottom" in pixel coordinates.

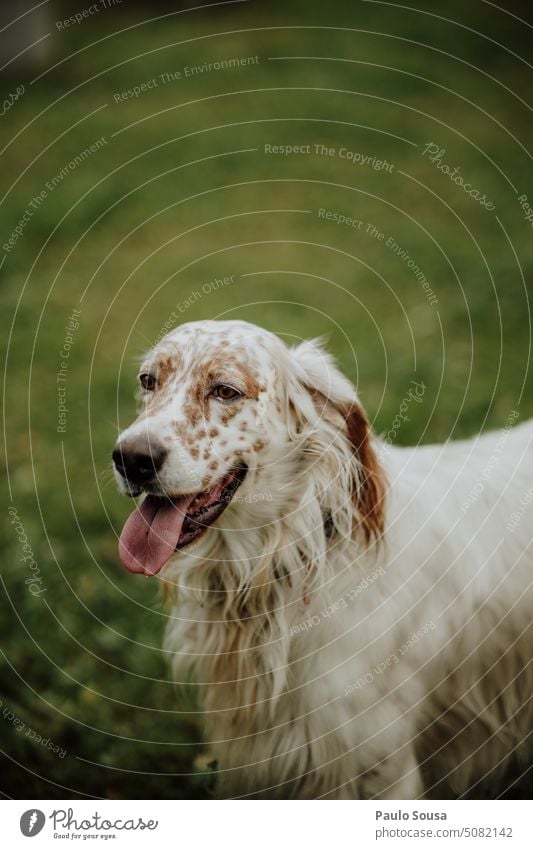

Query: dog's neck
[{"left": 163, "top": 455, "right": 377, "bottom": 733}]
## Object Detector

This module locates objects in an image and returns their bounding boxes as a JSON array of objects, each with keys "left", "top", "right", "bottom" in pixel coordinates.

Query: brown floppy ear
[
  {"left": 343, "top": 402, "right": 386, "bottom": 545},
  {"left": 290, "top": 339, "right": 386, "bottom": 545}
]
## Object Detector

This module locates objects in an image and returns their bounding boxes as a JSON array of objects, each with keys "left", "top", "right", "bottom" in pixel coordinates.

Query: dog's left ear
[{"left": 289, "top": 339, "right": 386, "bottom": 544}]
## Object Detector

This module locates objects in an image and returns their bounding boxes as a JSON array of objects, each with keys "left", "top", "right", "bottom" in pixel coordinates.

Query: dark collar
[{"left": 323, "top": 512, "right": 335, "bottom": 539}]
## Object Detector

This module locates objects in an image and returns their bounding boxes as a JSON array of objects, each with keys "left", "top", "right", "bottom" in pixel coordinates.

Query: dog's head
[{"left": 113, "top": 319, "right": 385, "bottom": 575}]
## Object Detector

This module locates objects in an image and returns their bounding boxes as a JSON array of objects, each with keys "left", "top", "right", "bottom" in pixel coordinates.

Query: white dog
[{"left": 113, "top": 319, "right": 533, "bottom": 799}]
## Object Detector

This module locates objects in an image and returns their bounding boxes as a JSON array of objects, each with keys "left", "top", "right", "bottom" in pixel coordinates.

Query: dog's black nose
[{"left": 112, "top": 438, "right": 167, "bottom": 485}]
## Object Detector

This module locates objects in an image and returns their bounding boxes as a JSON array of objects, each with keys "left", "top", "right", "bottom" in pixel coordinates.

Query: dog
[{"left": 113, "top": 319, "right": 533, "bottom": 799}]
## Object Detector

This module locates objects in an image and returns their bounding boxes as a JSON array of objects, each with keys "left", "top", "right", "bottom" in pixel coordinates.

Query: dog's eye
[
  {"left": 139, "top": 373, "right": 157, "bottom": 391},
  {"left": 211, "top": 384, "right": 242, "bottom": 401}
]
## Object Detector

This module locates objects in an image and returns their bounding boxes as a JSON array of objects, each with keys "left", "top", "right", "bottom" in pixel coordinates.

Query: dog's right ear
[
  {"left": 286, "top": 339, "right": 355, "bottom": 432},
  {"left": 287, "top": 339, "right": 386, "bottom": 545},
  {"left": 290, "top": 338, "right": 355, "bottom": 407}
]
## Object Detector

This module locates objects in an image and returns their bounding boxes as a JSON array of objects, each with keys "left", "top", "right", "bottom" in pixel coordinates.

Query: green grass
[{"left": 1, "top": 0, "right": 532, "bottom": 798}]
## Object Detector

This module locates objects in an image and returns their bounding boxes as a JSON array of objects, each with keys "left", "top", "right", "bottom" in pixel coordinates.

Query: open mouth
[{"left": 118, "top": 464, "right": 247, "bottom": 576}]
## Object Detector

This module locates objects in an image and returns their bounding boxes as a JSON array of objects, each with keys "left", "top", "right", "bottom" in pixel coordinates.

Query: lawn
[{"left": 1, "top": 0, "right": 532, "bottom": 798}]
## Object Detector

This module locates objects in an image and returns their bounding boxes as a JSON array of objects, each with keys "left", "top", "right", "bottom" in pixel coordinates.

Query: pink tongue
[{"left": 118, "top": 494, "right": 196, "bottom": 575}]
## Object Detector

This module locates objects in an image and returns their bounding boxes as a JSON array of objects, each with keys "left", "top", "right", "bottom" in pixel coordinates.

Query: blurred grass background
[{"left": 1, "top": 0, "right": 532, "bottom": 798}]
